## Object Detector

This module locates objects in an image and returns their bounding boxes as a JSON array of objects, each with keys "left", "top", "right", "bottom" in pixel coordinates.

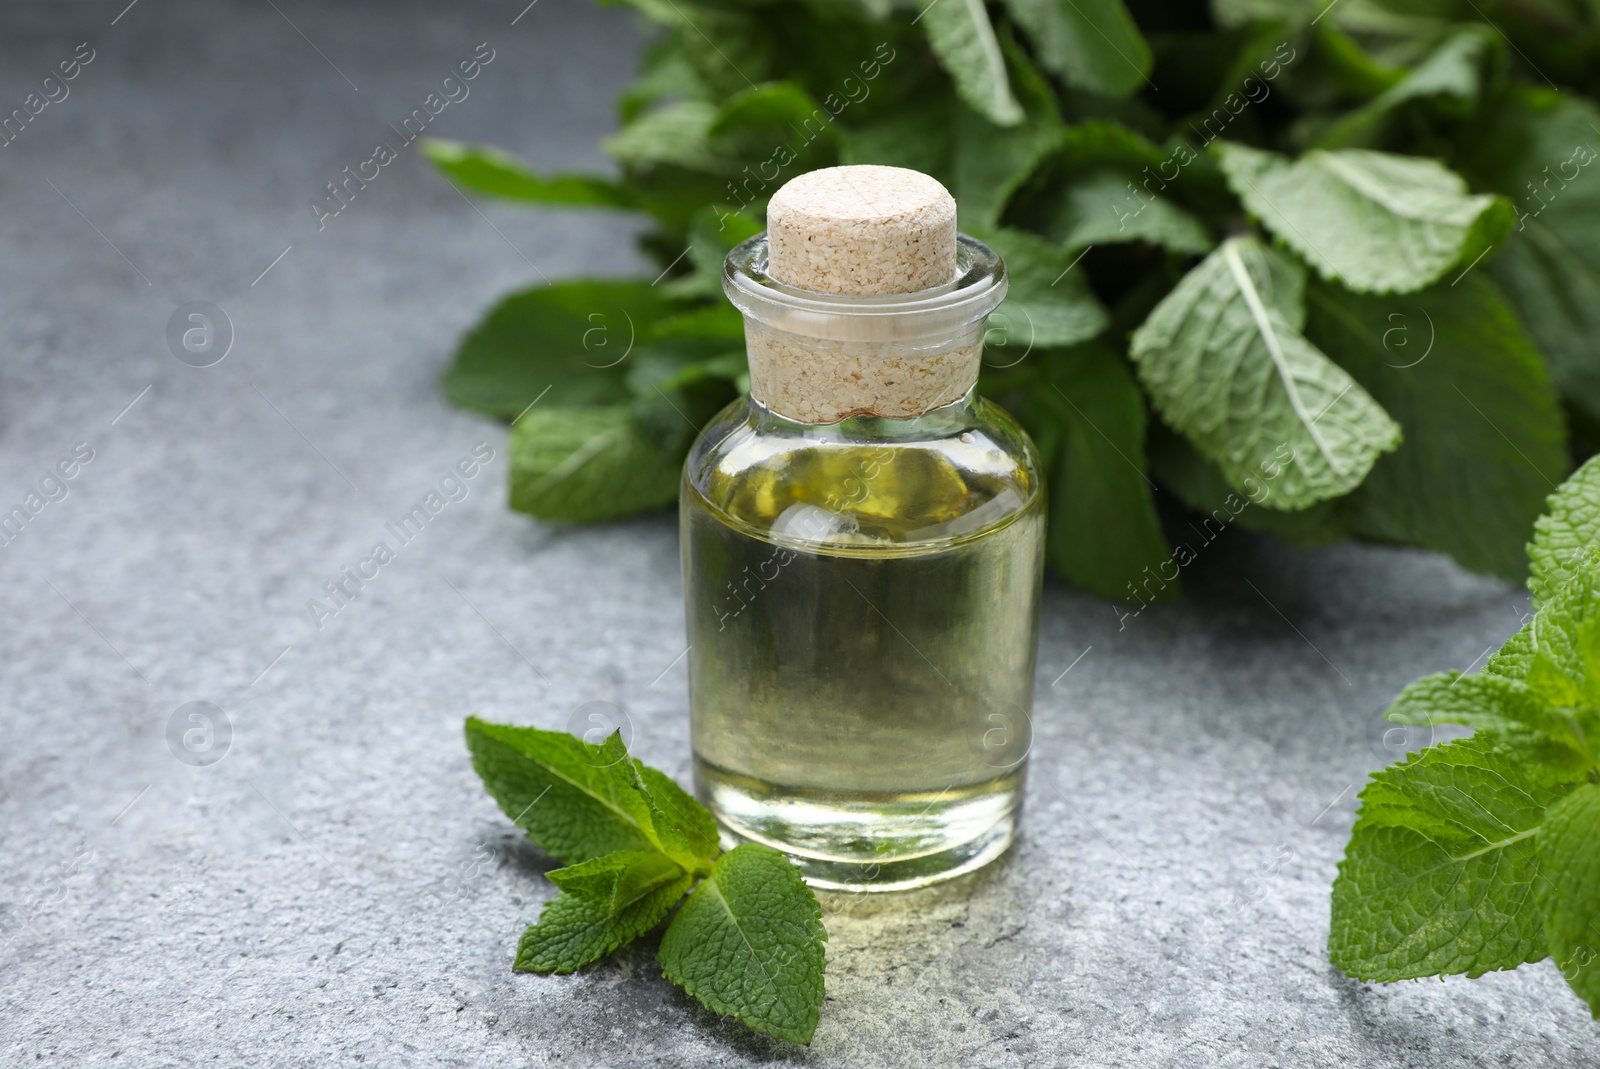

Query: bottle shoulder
[{"left": 684, "top": 394, "right": 1043, "bottom": 552}]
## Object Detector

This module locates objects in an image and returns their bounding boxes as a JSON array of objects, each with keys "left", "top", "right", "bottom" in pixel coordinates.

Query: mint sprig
[
  {"left": 1330, "top": 456, "right": 1600, "bottom": 1016},
  {"left": 464, "top": 718, "right": 828, "bottom": 1043},
  {"left": 423, "top": 1, "right": 1595, "bottom": 600},
  {"left": 658, "top": 842, "right": 827, "bottom": 1045}
]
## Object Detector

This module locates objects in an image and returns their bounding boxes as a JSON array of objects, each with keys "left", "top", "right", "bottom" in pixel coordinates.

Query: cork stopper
[
  {"left": 766, "top": 166, "right": 959, "bottom": 296},
  {"left": 727, "top": 166, "right": 1003, "bottom": 425}
]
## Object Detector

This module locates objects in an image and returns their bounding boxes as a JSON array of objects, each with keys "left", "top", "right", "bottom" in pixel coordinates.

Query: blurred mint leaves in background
[
  {"left": 425, "top": 0, "right": 1600, "bottom": 601},
  {"left": 465, "top": 719, "right": 827, "bottom": 1043},
  {"left": 1331, "top": 456, "right": 1600, "bottom": 1017}
]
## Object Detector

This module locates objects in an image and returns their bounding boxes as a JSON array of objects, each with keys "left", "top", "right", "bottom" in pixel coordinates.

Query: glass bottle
[{"left": 681, "top": 177, "right": 1045, "bottom": 892}]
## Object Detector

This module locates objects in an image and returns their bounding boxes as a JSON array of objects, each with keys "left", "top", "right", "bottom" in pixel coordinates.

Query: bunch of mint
[
  {"left": 464, "top": 718, "right": 827, "bottom": 1043},
  {"left": 425, "top": 0, "right": 1594, "bottom": 601},
  {"left": 1330, "top": 457, "right": 1600, "bottom": 1015}
]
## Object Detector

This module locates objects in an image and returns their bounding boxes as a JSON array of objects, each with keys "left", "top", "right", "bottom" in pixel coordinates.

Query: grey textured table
[{"left": 1, "top": 3, "right": 1594, "bottom": 1066}]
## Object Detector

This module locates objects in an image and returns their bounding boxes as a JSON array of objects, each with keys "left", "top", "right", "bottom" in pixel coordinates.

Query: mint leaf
[
  {"left": 625, "top": 759, "right": 721, "bottom": 871},
  {"left": 920, "top": 0, "right": 1024, "bottom": 127},
  {"left": 1216, "top": 143, "right": 1515, "bottom": 294},
  {"left": 1493, "top": 226, "right": 1600, "bottom": 428},
  {"left": 1001, "top": 0, "right": 1151, "bottom": 98},
  {"left": 1383, "top": 669, "right": 1594, "bottom": 780},
  {"left": 604, "top": 100, "right": 721, "bottom": 171},
  {"left": 1530, "top": 456, "right": 1600, "bottom": 610},
  {"left": 422, "top": 139, "right": 637, "bottom": 209},
  {"left": 1536, "top": 783, "right": 1600, "bottom": 1017},
  {"left": 1329, "top": 735, "right": 1561, "bottom": 981},
  {"left": 1024, "top": 344, "right": 1171, "bottom": 601},
  {"left": 660, "top": 206, "right": 764, "bottom": 301},
  {"left": 1488, "top": 615, "right": 1538, "bottom": 683},
  {"left": 1129, "top": 237, "right": 1401, "bottom": 510},
  {"left": 624, "top": 313, "right": 744, "bottom": 460},
  {"left": 465, "top": 718, "right": 665, "bottom": 865},
  {"left": 1051, "top": 120, "right": 1167, "bottom": 172},
  {"left": 1467, "top": 89, "right": 1600, "bottom": 425},
  {"left": 841, "top": 93, "right": 956, "bottom": 176},
  {"left": 708, "top": 83, "right": 837, "bottom": 163},
  {"left": 508, "top": 405, "right": 681, "bottom": 523},
  {"left": 1210, "top": 0, "right": 1311, "bottom": 27},
  {"left": 442, "top": 281, "right": 680, "bottom": 420},
  {"left": 658, "top": 843, "right": 827, "bottom": 1045},
  {"left": 1313, "top": 29, "right": 1490, "bottom": 149},
  {"left": 1147, "top": 427, "right": 1356, "bottom": 548},
  {"left": 1523, "top": 554, "right": 1600, "bottom": 711},
  {"left": 632, "top": 3, "right": 775, "bottom": 102},
  {"left": 619, "top": 34, "right": 713, "bottom": 122},
  {"left": 516, "top": 867, "right": 693, "bottom": 974},
  {"left": 1383, "top": 670, "right": 1548, "bottom": 735},
  {"left": 469, "top": 723, "right": 821, "bottom": 1039},
  {"left": 951, "top": 39, "right": 1060, "bottom": 228},
  {"left": 1041, "top": 171, "right": 1212, "bottom": 254},
  {"left": 1305, "top": 275, "right": 1567, "bottom": 581},
  {"left": 546, "top": 850, "right": 688, "bottom": 909},
  {"left": 978, "top": 228, "right": 1108, "bottom": 349}
]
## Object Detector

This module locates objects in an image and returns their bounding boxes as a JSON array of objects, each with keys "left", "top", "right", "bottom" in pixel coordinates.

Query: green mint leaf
[
  {"left": 465, "top": 718, "right": 665, "bottom": 865},
  {"left": 442, "top": 280, "right": 680, "bottom": 420},
  {"left": 1040, "top": 171, "right": 1212, "bottom": 255},
  {"left": 625, "top": 759, "right": 721, "bottom": 870},
  {"left": 516, "top": 871, "right": 694, "bottom": 974},
  {"left": 1530, "top": 456, "right": 1600, "bottom": 611},
  {"left": 659, "top": 207, "right": 764, "bottom": 301},
  {"left": 635, "top": 3, "right": 776, "bottom": 102},
  {"left": 920, "top": 0, "right": 1024, "bottom": 127},
  {"left": 707, "top": 83, "right": 837, "bottom": 163},
  {"left": 1215, "top": 142, "right": 1515, "bottom": 294},
  {"left": 841, "top": 93, "right": 956, "bottom": 177},
  {"left": 1330, "top": 735, "right": 1561, "bottom": 981},
  {"left": 977, "top": 228, "right": 1109, "bottom": 349},
  {"left": 1384, "top": 670, "right": 1547, "bottom": 734},
  {"left": 621, "top": 310, "right": 744, "bottom": 460},
  {"left": 1493, "top": 231, "right": 1600, "bottom": 431},
  {"left": 1535, "top": 783, "right": 1600, "bottom": 1017},
  {"left": 603, "top": 100, "right": 721, "bottom": 171},
  {"left": 1312, "top": 29, "right": 1490, "bottom": 149},
  {"left": 508, "top": 405, "right": 681, "bottom": 523},
  {"left": 1304, "top": 274, "right": 1567, "bottom": 582},
  {"left": 1128, "top": 236, "right": 1401, "bottom": 510},
  {"left": 658, "top": 843, "right": 826, "bottom": 1045},
  {"left": 1488, "top": 615, "right": 1538, "bottom": 683},
  {"left": 567, "top": 732, "right": 723, "bottom": 867},
  {"left": 1001, "top": 0, "right": 1151, "bottom": 98},
  {"left": 1523, "top": 553, "right": 1600, "bottom": 711},
  {"left": 1021, "top": 344, "right": 1171, "bottom": 601},
  {"left": 1310, "top": 21, "right": 1404, "bottom": 95},
  {"left": 630, "top": 377, "right": 739, "bottom": 462},
  {"left": 1147, "top": 427, "right": 1355, "bottom": 548},
  {"left": 1051, "top": 120, "right": 1167, "bottom": 172},
  {"left": 1383, "top": 670, "right": 1592, "bottom": 781},
  {"left": 1210, "top": 0, "right": 1312, "bottom": 28},
  {"left": 619, "top": 34, "right": 713, "bottom": 122},
  {"left": 546, "top": 850, "right": 688, "bottom": 911},
  {"left": 951, "top": 38, "right": 1060, "bottom": 228},
  {"left": 422, "top": 139, "right": 638, "bottom": 209},
  {"left": 1469, "top": 90, "right": 1600, "bottom": 426}
]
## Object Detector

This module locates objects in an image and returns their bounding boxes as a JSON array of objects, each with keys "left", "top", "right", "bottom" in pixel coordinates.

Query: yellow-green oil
[{"left": 682, "top": 399, "right": 1043, "bottom": 890}]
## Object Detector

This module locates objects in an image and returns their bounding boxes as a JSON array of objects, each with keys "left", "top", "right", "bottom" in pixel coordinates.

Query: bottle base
[{"left": 697, "top": 761, "right": 1022, "bottom": 892}]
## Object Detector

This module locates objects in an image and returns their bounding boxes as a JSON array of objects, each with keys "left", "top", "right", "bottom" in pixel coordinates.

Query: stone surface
[{"left": 0, "top": 2, "right": 1595, "bottom": 1067}]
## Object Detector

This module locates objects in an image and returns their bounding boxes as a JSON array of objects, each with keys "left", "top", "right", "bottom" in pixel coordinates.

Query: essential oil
[{"left": 682, "top": 166, "right": 1045, "bottom": 891}]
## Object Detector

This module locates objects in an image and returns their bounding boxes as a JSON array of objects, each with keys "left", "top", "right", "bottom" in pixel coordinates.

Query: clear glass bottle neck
[{"left": 748, "top": 387, "right": 981, "bottom": 441}]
